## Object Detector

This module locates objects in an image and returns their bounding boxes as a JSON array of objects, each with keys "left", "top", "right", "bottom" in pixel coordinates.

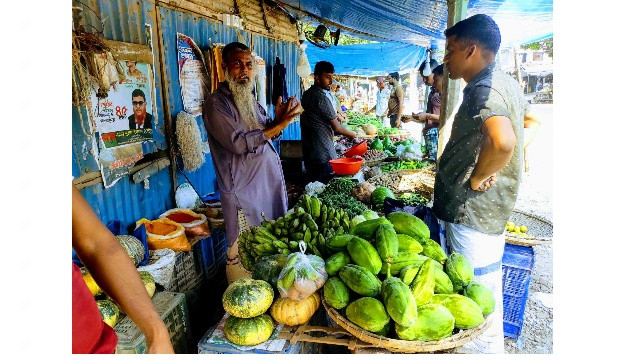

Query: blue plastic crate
[
  {"left": 502, "top": 243, "right": 535, "bottom": 339},
  {"left": 210, "top": 228, "right": 227, "bottom": 274},
  {"left": 192, "top": 235, "right": 217, "bottom": 279}
]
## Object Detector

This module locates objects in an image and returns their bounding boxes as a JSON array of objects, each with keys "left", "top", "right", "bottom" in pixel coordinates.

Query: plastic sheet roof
[
  {"left": 305, "top": 41, "right": 428, "bottom": 77},
  {"left": 278, "top": 0, "right": 553, "bottom": 49}
]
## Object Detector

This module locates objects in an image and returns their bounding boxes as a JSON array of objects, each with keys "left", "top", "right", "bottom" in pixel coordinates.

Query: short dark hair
[
  {"left": 336, "top": 85, "right": 341, "bottom": 89},
  {"left": 132, "top": 88, "right": 146, "bottom": 101},
  {"left": 222, "top": 42, "right": 250, "bottom": 63},
  {"left": 314, "top": 61, "right": 334, "bottom": 76},
  {"left": 419, "top": 58, "right": 440, "bottom": 73},
  {"left": 444, "top": 14, "right": 501, "bottom": 55},
  {"left": 432, "top": 64, "right": 444, "bottom": 77},
  {"left": 389, "top": 72, "right": 399, "bottom": 80}
]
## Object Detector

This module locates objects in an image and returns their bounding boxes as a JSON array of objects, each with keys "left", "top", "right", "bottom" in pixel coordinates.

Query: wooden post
[{"left": 437, "top": 0, "right": 469, "bottom": 161}]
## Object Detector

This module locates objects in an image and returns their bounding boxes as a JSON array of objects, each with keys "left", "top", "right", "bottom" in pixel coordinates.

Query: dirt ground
[{"left": 505, "top": 103, "right": 553, "bottom": 354}]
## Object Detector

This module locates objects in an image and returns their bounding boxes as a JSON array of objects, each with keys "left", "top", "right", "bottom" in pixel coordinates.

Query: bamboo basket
[
  {"left": 363, "top": 155, "right": 387, "bottom": 167},
  {"left": 504, "top": 210, "right": 553, "bottom": 247},
  {"left": 367, "top": 169, "right": 436, "bottom": 199},
  {"left": 323, "top": 299, "right": 491, "bottom": 353}
]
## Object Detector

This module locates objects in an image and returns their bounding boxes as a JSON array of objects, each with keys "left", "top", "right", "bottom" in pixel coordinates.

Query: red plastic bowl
[
  {"left": 343, "top": 140, "right": 368, "bottom": 157},
  {"left": 329, "top": 157, "right": 364, "bottom": 175}
]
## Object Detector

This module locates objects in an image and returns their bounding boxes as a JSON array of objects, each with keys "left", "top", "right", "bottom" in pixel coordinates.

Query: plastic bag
[
  {"left": 304, "top": 181, "right": 326, "bottom": 196},
  {"left": 159, "top": 208, "right": 211, "bottom": 237},
  {"left": 397, "top": 143, "right": 423, "bottom": 161},
  {"left": 383, "top": 198, "right": 441, "bottom": 241},
  {"left": 276, "top": 242, "right": 327, "bottom": 300},
  {"left": 137, "top": 248, "right": 176, "bottom": 289},
  {"left": 136, "top": 218, "right": 191, "bottom": 252}
]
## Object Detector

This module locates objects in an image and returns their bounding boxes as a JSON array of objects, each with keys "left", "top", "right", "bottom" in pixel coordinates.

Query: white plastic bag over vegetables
[
  {"left": 397, "top": 143, "right": 423, "bottom": 161},
  {"left": 304, "top": 181, "right": 326, "bottom": 196},
  {"left": 276, "top": 241, "right": 327, "bottom": 300}
]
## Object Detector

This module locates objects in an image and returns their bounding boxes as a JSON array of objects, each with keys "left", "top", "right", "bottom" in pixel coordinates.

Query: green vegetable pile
[
  {"left": 398, "top": 192, "right": 430, "bottom": 207},
  {"left": 378, "top": 127, "right": 400, "bottom": 135},
  {"left": 318, "top": 178, "right": 368, "bottom": 218},
  {"left": 381, "top": 161, "right": 429, "bottom": 172},
  {"left": 347, "top": 113, "right": 382, "bottom": 128}
]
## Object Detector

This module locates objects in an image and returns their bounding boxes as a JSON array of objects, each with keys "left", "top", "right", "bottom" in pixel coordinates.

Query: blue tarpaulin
[
  {"left": 279, "top": 0, "right": 552, "bottom": 49},
  {"left": 305, "top": 41, "right": 428, "bottom": 77}
]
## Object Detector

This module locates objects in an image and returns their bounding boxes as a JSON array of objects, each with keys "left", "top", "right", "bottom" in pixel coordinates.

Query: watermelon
[
  {"left": 224, "top": 313, "right": 274, "bottom": 346},
  {"left": 371, "top": 187, "right": 395, "bottom": 208},
  {"left": 222, "top": 278, "right": 274, "bottom": 318}
]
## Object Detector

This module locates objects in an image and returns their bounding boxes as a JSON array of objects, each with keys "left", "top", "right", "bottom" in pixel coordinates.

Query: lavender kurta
[{"left": 202, "top": 82, "right": 288, "bottom": 246}]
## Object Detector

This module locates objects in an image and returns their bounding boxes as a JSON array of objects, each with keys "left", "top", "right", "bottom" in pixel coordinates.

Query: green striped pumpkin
[
  {"left": 96, "top": 299, "right": 120, "bottom": 328},
  {"left": 222, "top": 278, "right": 274, "bottom": 318},
  {"left": 224, "top": 313, "right": 274, "bottom": 346},
  {"left": 139, "top": 271, "right": 156, "bottom": 298},
  {"left": 116, "top": 235, "right": 145, "bottom": 266}
]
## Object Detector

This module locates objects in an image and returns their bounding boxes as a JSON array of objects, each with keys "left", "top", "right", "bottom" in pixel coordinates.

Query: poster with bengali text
[{"left": 177, "top": 33, "right": 210, "bottom": 116}]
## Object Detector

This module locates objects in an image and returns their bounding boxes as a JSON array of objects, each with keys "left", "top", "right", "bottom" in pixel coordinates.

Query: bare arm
[
  {"left": 523, "top": 112, "right": 541, "bottom": 148},
  {"left": 330, "top": 118, "right": 357, "bottom": 138},
  {"left": 396, "top": 88, "right": 405, "bottom": 127},
  {"left": 469, "top": 116, "right": 517, "bottom": 191},
  {"left": 263, "top": 96, "right": 303, "bottom": 139},
  {"left": 72, "top": 185, "right": 174, "bottom": 354}
]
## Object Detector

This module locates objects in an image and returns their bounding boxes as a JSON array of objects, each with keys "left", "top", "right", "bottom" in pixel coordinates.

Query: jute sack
[{"left": 225, "top": 209, "right": 251, "bottom": 284}]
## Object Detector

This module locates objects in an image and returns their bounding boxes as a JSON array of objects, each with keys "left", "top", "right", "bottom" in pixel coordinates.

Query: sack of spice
[{"left": 159, "top": 208, "right": 211, "bottom": 237}]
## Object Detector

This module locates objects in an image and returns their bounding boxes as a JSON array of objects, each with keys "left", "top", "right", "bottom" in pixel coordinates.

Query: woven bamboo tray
[
  {"left": 367, "top": 169, "right": 436, "bottom": 198},
  {"left": 504, "top": 210, "right": 553, "bottom": 247},
  {"left": 363, "top": 155, "right": 387, "bottom": 167},
  {"left": 323, "top": 299, "right": 491, "bottom": 353}
]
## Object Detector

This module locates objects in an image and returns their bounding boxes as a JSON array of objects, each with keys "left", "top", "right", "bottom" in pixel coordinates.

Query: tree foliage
[{"left": 520, "top": 37, "right": 553, "bottom": 58}]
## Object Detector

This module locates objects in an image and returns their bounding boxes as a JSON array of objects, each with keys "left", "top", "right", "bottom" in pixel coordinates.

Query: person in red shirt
[{"left": 72, "top": 185, "right": 174, "bottom": 354}]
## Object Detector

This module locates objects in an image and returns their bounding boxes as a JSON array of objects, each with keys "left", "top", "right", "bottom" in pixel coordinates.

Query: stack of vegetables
[
  {"left": 322, "top": 212, "right": 495, "bottom": 342},
  {"left": 82, "top": 235, "right": 156, "bottom": 328},
  {"left": 222, "top": 278, "right": 276, "bottom": 346},
  {"left": 317, "top": 178, "right": 368, "bottom": 219},
  {"left": 237, "top": 194, "right": 353, "bottom": 271},
  {"left": 381, "top": 160, "right": 430, "bottom": 173}
]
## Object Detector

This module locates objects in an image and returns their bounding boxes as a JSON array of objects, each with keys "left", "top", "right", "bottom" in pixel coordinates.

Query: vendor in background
[
  {"left": 202, "top": 42, "right": 303, "bottom": 283},
  {"left": 402, "top": 64, "right": 444, "bottom": 160},
  {"left": 419, "top": 58, "right": 440, "bottom": 110},
  {"left": 72, "top": 185, "right": 174, "bottom": 354},
  {"left": 386, "top": 72, "right": 405, "bottom": 128},
  {"left": 329, "top": 83, "right": 348, "bottom": 123},
  {"left": 366, "top": 77, "right": 392, "bottom": 127},
  {"left": 301, "top": 61, "right": 357, "bottom": 183}
]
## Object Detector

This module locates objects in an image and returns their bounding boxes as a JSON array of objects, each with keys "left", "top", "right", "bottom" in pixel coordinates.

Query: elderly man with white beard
[{"left": 202, "top": 42, "right": 303, "bottom": 283}]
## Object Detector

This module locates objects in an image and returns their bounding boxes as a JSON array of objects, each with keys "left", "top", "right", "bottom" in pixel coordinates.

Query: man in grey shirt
[
  {"left": 433, "top": 14, "right": 538, "bottom": 353},
  {"left": 300, "top": 61, "right": 356, "bottom": 183}
]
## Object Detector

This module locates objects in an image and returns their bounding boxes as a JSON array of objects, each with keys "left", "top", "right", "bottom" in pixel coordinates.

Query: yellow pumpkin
[{"left": 270, "top": 292, "right": 320, "bottom": 326}]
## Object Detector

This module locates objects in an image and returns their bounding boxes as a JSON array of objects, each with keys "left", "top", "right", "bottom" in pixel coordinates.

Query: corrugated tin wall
[{"left": 72, "top": 0, "right": 302, "bottom": 229}]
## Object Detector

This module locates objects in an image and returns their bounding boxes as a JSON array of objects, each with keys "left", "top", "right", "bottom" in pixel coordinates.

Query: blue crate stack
[{"left": 502, "top": 243, "right": 535, "bottom": 339}]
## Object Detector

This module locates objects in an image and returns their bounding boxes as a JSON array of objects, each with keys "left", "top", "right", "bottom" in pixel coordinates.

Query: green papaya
[
  {"left": 350, "top": 217, "right": 391, "bottom": 240},
  {"left": 395, "top": 304, "right": 455, "bottom": 341},
  {"left": 345, "top": 297, "right": 390, "bottom": 333},
  {"left": 323, "top": 277, "right": 350, "bottom": 309},
  {"left": 463, "top": 281, "right": 495, "bottom": 316},
  {"left": 430, "top": 294, "right": 485, "bottom": 329},
  {"left": 386, "top": 212, "right": 430, "bottom": 244},
  {"left": 380, "top": 252, "right": 428, "bottom": 275},
  {"left": 346, "top": 236, "right": 382, "bottom": 275},
  {"left": 409, "top": 257, "right": 436, "bottom": 306},
  {"left": 338, "top": 264, "right": 382, "bottom": 297},
  {"left": 433, "top": 266, "right": 455, "bottom": 294},
  {"left": 325, "top": 251, "right": 351, "bottom": 276},
  {"left": 326, "top": 234, "right": 355, "bottom": 251},
  {"left": 375, "top": 223, "right": 398, "bottom": 264},
  {"left": 445, "top": 253, "right": 474, "bottom": 288},
  {"left": 399, "top": 264, "right": 421, "bottom": 285},
  {"left": 381, "top": 277, "right": 418, "bottom": 327},
  {"left": 422, "top": 238, "right": 448, "bottom": 264},
  {"left": 396, "top": 234, "right": 423, "bottom": 253}
]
